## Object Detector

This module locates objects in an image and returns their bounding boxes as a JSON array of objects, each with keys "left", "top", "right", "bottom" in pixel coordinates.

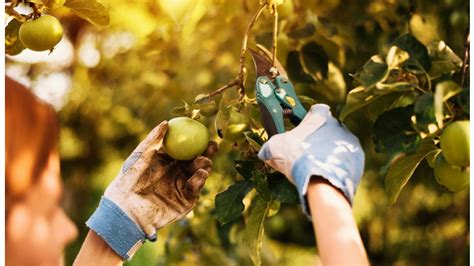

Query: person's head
[{"left": 5, "top": 76, "right": 78, "bottom": 265}]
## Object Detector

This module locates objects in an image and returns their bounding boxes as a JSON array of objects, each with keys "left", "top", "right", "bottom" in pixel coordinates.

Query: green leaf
[
  {"left": 367, "top": 91, "right": 418, "bottom": 121},
  {"left": 373, "top": 105, "right": 420, "bottom": 155},
  {"left": 252, "top": 172, "right": 272, "bottom": 202},
  {"left": 287, "top": 23, "right": 316, "bottom": 39},
  {"left": 5, "top": 19, "right": 25, "bottom": 56},
  {"left": 339, "top": 82, "right": 415, "bottom": 121},
  {"left": 215, "top": 106, "right": 231, "bottom": 138},
  {"left": 414, "top": 93, "right": 436, "bottom": 131},
  {"left": 64, "top": 0, "right": 110, "bottom": 26},
  {"left": 171, "top": 106, "right": 187, "bottom": 115},
  {"left": 286, "top": 51, "right": 314, "bottom": 84},
  {"left": 297, "top": 95, "right": 317, "bottom": 105},
  {"left": 243, "top": 198, "right": 270, "bottom": 266},
  {"left": 312, "top": 62, "right": 346, "bottom": 103},
  {"left": 386, "top": 46, "right": 410, "bottom": 70},
  {"left": 268, "top": 172, "right": 299, "bottom": 204},
  {"left": 244, "top": 131, "right": 263, "bottom": 151},
  {"left": 300, "top": 42, "right": 329, "bottom": 81},
  {"left": 385, "top": 139, "right": 438, "bottom": 204},
  {"left": 215, "top": 180, "right": 253, "bottom": 224},
  {"left": 427, "top": 41, "right": 463, "bottom": 79},
  {"left": 456, "top": 85, "right": 469, "bottom": 114},
  {"left": 434, "top": 81, "right": 462, "bottom": 127},
  {"left": 426, "top": 149, "right": 442, "bottom": 168},
  {"left": 393, "top": 34, "right": 432, "bottom": 72},
  {"left": 435, "top": 80, "right": 462, "bottom": 101},
  {"left": 351, "top": 55, "right": 388, "bottom": 88},
  {"left": 235, "top": 160, "right": 255, "bottom": 180}
]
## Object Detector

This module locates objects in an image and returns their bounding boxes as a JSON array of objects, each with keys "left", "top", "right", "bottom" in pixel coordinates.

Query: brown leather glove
[{"left": 86, "top": 121, "right": 218, "bottom": 260}]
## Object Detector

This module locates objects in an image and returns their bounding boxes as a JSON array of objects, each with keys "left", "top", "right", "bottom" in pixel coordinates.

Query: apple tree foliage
[{"left": 6, "top": 0, "right": 469, "bottom": 265}]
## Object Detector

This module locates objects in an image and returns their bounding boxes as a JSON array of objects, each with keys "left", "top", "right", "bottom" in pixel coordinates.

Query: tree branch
[
  {"left": 460, "top": 29, "right": 470, "bottom": 88},
  {"left": 204, "top": 2, "right": 268, "bottom": 101}
]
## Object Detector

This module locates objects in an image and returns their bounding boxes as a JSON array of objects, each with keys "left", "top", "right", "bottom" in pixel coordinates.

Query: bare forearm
[
  {"left": 307, "top": 177, "right": 369, "bottom": 265},
  {"left": 73, "top": 230, "right": 123, "bottom": 266}
]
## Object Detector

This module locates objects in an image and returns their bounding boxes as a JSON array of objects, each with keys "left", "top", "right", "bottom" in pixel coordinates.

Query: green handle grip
[
  {"left": 274, "top": 76, "right": 307, "bottom": 124},
  {"left": 256, "top": 76, "right": 285, "bottom": 136}
]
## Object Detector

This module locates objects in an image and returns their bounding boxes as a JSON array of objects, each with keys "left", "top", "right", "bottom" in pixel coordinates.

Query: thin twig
[
  {"left": 237, "top": 3, "right": 267, "bottom": 96},
  {"left": 460, "top": 30, "right": 470, "bottom": 88},
  {"left": 29, "top": 2, "right": 41, "bottom": 19},
  {"left": 271, "top": 4, "right": 278, "bottom": 67},
  {"left": 424, "top": 72, "right": 432, "bottom": 91},
  {"left": 5, "top": 4, "right": 26, "bottom": 22},
  {"left": 204, "top": 2, "right": 268, "bottom": 101},
  {"left": 208, "top": 79, "right": 240, "bottom": 98}
]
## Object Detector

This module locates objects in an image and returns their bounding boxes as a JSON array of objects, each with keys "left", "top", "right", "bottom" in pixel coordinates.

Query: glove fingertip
[
  {"left": 148, "top": 233, "right": 157, "bottom": 242},
  {"left": 186, "top": 169, "right": 209, "bottom": 197},
  {"left": 258, "top": 143, "right": 273, "bottom": 161},
  {"left": 309, "top": 104, "right": 330, "bottom": 114}
]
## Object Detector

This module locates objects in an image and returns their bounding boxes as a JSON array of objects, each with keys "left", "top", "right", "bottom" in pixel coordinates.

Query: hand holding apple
[{"left": 86, "top": 120, "right": 218, "bottom": 260}]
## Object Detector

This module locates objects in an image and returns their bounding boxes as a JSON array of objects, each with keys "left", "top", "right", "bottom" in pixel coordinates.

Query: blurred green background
[{"left": 6, "top": 0, "right": 469, "bottom": 265}]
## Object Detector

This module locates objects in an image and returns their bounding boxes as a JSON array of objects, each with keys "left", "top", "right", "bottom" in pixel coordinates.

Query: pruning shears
[{"left": 249, "top": 45, "right": 307, "bottom": 138}]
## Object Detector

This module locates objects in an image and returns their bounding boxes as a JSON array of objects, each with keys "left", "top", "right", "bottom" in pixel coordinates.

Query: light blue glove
[{"left": 258, "top": 104, "right": 365, "bottom": 217}]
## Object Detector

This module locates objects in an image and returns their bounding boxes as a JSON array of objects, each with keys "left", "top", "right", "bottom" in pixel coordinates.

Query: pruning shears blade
[
  {"left": 249, "top": 48, "right": 273, "bottom": 79},
  {"left": 255, "top": 44, "right": 288, "bottom": 79}
]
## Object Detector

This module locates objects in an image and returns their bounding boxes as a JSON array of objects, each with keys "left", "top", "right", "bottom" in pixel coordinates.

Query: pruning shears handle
[{"left": 255, "top": 75, "right": 307, "bottom": 137}]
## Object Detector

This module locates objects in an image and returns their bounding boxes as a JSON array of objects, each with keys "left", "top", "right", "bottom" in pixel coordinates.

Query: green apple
[
  {"left": 164, "top": 117, "right": 210, "bottom": 161},
  {"left": 440, "top": 120, "right": 470, "bottom": 167},
  {"left": 434, "top": 155, "right": 470, "bottom": 192},
  {"left": 19, "top": 15, "right": 63, "bottom": 51}
]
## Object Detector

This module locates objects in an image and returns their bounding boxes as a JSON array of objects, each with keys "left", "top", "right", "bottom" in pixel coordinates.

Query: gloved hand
[
  {"left": 258, "top": 104, "right": 365, "bottom": 217},
  {"left": 86, "top": 121, "right": 218, "bottom": 260}
]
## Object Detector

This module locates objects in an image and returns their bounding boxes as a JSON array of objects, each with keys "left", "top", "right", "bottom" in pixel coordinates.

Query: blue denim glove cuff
[
  {"left": 86, "top": 197, "right": 147, "bottom": 260},
  {"left": 292, "top": 159, "right": 355, "bottom": 219}
]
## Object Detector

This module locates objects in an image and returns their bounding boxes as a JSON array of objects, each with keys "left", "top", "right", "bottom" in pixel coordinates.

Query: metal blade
[
  {"left": 255, "top": 44, "right": 288, "bottom": 79},
  {"left": 249, "top": 48, "right": 274, "bottom": 79}
]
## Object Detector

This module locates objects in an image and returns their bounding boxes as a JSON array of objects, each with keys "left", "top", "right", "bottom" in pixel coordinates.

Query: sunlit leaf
[
  {"left": 427, "top": 41, "right": 463, "bottom": 79},
  {"left": 414, "top": 93, "right": 436, "bottom": 132},
  {"left": 215, "top": 106, "right": 231, "bottom": 138},
  {"left": 215, "top": 180, "right": 254, "bottom": 224},
  {"left": 393, "top": 34, "right": 432, "bottom": 72},
  {"left": 5, "top": 19, "right": 25, "bottom": 56},
  {"left": 434, "top": 81, "right": 462, "bottom": 127},
  {"left": 386, "top": 46, "right": 410, "bottom": 70},
  {"left": 65, "top": 0, "right": 110, "bottom": 26},
  {"left": 297, "top": 95, "right": 317, "bottom": 105},
  {"left": 243, "top": 198, "right": 270, "bottom": 266},
  {"left": 351, "top": 55, "right": 388, "bottom": 88},
  {"left": 339, "top": 82, "right": 415, "bottom": 121},
  {"left": 367, "top": 91, "right": 419, "bottom": 121},
  {"left": 312, "top": 62, "right": 346, "bottom": 103},
  {"left": 385, "top": 139, "right": 438, "bottom": 204},
  {"left": 244, "top": 131, "right": 263, "bottom": 151}
]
